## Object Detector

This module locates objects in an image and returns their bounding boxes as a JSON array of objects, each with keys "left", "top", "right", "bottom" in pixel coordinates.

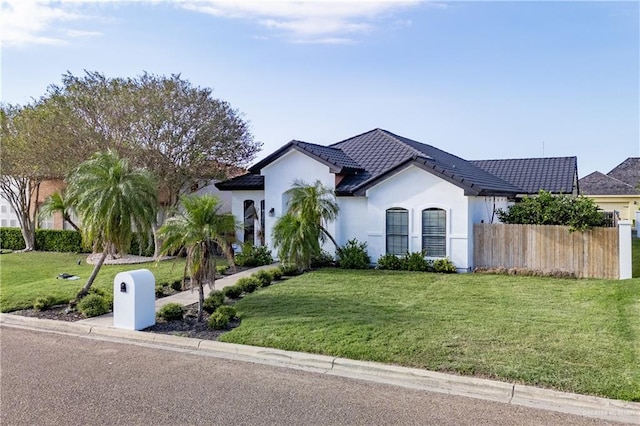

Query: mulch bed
[{"left": 11, "top": 303, "right": 238, "bottom": 341}]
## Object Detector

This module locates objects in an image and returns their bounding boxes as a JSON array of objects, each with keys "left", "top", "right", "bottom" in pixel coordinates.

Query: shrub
[
  {"left": 338, "top": 239, "right": 371, "bottom": 269},
  {"left": 376, "top": 253, "right": 403, "bottom": 270},
  {"left": 77, "top": 294, "right": 110, "bottom": 318},
  {"left": 310, "top": 250, "right": 335, "bottom": 268},
  {"left": 35, "top": 229, "right": 84, "bottom": 252},
  {"left": 33, "top": 295, "right": 56, "bottom": 311},
  {"left": 496, "top": 190, "right": 605, "bottom": 231},
  {"left": 279, "top": 264, "right": 303, "bottom": 276},
  {"left": 170, "top": 279, "right": 183, "bottom": 292},
  {"left": 155, "top": 283, "right": 168, "bottom": 298},
  {"left": 216, "top": 305, "right": 236, "bottom": 319},
  {"left": 157, "top": 303, "right": 185, "bottom": 321},
  {"left": 128, "top": 232, "right": 155, "bottom": 256},
  {"left": 235, "top": 244, "right": 273, "bottom": 267},
  {"left": 216, "top": 265, "right": 229, "bottom": 275},
  {"left": 0, "top": 228, "right": 24, "bottom": 250},
  {"left": 236, "top": 276, "right": 260, "bottom": 293},
  {"left": 253, "top": 270, "right": 273, "bottom": 287},
  {"left": 222, "top": 284, "right": 243, "bottom": 299},
  {"left": 402, "top": 251, "right": 429, "bottom": 272},
  {"left": 203, "top": 290, "right": 225, "bottom": 314},
  {"left": 269, "top": 268, "right": 283, "bottom": 281},
  {"left": 433, "top": 258, "right": 457, "bottom": 273},
  {"left": 208, "top": 310, "right": 230, "bottom": 330}
]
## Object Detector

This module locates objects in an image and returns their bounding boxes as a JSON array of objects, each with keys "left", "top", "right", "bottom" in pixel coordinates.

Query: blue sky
[{"left": 1, "top": 1, "right": 638, "bottom": 177}]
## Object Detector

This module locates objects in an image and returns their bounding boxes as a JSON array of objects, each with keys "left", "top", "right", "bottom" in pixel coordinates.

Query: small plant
[
  {"left": 235, "top": 243, "right": 273, "bottom": 267},
  {"left": 216, "top": 265, "right": 229, "bottom": 275},
  {"left": 402, "top": 251, "right": 429, "bottom": 272},
  {"left": 77, "top": 293, "right": 110, "bottom": 318},
  {"left": 269, "top": 268, "right": 283, "bottom": 281},
  {"left": 170, "top": 279, "right": 183, "bottom": 292},
  {"left": 236, "top": 276, "right": 260, "bottom": 293},
  {"left": 155, "top": 282, "right": 168, "bottom": 298},
  {"left": 33, "top": 295, "right": 56, "bottom": 311},
  {"left": 337, "top": 239, "right": 371, "bottom": 269},
  {"left": 208, "top": 305, "right": 237, "bottom": 330},
  {"left": 222, "top": 284, "right": 243, "bottom": 299},
  {"left": 279, "top": 264, "right": 303, "bottom": 276},
  {"left": 310, "top": 250, "right": 335, "bottom": 268},
  {"left": 216, "top": 305, "right": 236, "bottom": 319},
  {"left": 253, "top": 270, "right": 273, "bottom": 287},
  {"left": 157, "top": 302, "right": 185, "bottom": 321},
  {"left": 203, "top": 290, "right": 225, "bottom": 314},
  {"left": 433, "top": 258, "right": 457, "bottom": 273},
  {"left": 376, "top": 253, "right": 403, "bottom": 270}
]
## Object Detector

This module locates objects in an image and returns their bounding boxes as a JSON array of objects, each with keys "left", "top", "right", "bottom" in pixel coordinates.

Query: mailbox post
[{"left": 113, "top": 269, "right": 156, "bottom": 330}]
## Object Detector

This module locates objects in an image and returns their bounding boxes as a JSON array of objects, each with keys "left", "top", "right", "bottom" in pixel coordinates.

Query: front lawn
[
  {"left": 0, "top": 251, "right": 190, "bottom": 312},
  {"left": 222, "top": 269, "right": 640, "bottom": 401},
  {"left": 633, "top": 237, "right": 639, "bottom": 278}
]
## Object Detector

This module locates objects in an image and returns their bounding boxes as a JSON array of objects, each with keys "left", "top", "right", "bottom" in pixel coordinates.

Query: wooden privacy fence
[{"left": 473, "top": 224, "right": 619, "bottom": 279}]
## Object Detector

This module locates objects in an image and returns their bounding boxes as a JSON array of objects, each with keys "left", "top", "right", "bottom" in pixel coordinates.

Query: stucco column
[{"left": 618, "top": 220, "right": 632, "bottom": 280}]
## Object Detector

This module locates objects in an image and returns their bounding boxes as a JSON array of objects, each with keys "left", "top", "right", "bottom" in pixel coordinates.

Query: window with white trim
[
  {"left": 386, "top": 208, "right": 408, "bottom": 255},
  {"left": 422, "top": 208, "right": 446, "bottom": 257}
]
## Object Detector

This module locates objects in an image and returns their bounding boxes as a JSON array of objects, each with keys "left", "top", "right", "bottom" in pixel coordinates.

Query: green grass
[
  {"left": 222, "top": 269, "right": 640, "bottom": 401},
  {"left": 633, "top": 237, "right": 639, "bottom": 278},
  {"left": 0, "top": 251, "right": 192, "bottom": 312}
]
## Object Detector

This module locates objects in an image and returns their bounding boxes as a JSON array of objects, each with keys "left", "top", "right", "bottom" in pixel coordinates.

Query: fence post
[
  {"left": 635, "top": 211, "right": 640, "bottom": 238},
  {"left": 619, "top": 220, "right": 632, "bottom": 279}
]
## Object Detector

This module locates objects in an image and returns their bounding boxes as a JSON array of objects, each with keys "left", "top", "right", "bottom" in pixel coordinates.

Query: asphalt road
[{"left": 0, "top": 327, "right": 616, "bottom": 425}]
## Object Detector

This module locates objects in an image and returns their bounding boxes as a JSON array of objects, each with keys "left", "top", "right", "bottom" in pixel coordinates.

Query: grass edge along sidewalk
[{"left": 221, "top": 269, "right": 640, "bottom": 402}]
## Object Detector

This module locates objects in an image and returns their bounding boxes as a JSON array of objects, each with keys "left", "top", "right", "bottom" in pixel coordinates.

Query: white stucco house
[{"left": 216, "top": 128, "right": 578, "bottom": 271}]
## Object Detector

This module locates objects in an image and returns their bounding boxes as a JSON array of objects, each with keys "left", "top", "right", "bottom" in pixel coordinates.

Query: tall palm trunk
[
  {"left": 72, "top": 250, "right": 107, "bottom": 305},
  {"left": 319, "top": 224, "right": 340, "bottom": 252},
  {"left": 197, "top": 279, "right": 205, "bottom": 322}
]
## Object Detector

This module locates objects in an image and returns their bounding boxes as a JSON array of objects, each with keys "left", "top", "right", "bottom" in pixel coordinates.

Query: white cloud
[
  {"left": 178, "top": 0, "right": 423, "bottom": 43},
  {"left": 0, "top": 0, "right": 423, "bottom": 48}
]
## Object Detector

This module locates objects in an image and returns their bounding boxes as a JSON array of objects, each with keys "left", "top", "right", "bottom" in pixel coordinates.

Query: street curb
[{"left": 2, "top": 313, "right": 639, "bottom": 425}]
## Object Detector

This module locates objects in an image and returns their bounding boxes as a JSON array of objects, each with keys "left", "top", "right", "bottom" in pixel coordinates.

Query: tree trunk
[
  {"left": 152, "top": 222, "right": 162, "bottom": 260},
  {"left": 19, "top": 223, "right": 35, "bottom": 251},
  {"left": 319, "top": 225, "right": 340, "bottom": 252},
  {"left": 63, "top": 213, "right": 81, "bottom": 232},
  {"left": 72, "top": 251, "right": 107, "bottom": 305},
  {"left": 197, "top": 282, "right": 205, "bottom": 323}
]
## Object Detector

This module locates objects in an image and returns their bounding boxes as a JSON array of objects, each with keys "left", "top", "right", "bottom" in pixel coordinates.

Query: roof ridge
[
  {"left": 599, "top": 172, "right": 637, "bottom": 189},
  {"left": 374, "top": 128, "right": 427, "bottom": 158},
  {"left": 471, "top": 156, "right": 577, "bottom": 162}
]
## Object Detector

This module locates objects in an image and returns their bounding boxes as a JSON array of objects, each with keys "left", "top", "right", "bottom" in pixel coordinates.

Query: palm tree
[
  {"left": 157, "top": 194, "right": 237, "bottom": 322},
  {"left": 66, "top": 150, "right": 157, "bottom": 302},
  {"left": 39, "top": 191, "right": 80, "bottom": 231},
  {"left": 272, "top": 179, "right": 339, "bottom": 270}
]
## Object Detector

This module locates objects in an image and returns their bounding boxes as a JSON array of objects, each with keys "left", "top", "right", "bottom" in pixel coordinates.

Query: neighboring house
[
  {"left": 579, "top": 158, "right": 640, "bottom": 221},
  {"left": 0, "top": 192, "right": 20, "bottom": 228},
  {"left": 216, "top": 128, "right": 578, "bottom": 271},
  {"left": 1, "top": 178, "right": 233, "bottom": 232}
]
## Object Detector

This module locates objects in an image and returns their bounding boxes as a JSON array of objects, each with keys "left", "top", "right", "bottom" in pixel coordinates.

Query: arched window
[
  {"left": 422, "top": 208, "right": 446, "bottom": 257},
  {"left": 244, "top": 200, "right": 256, "bottom": 245},
  {"left": 386, "top": 208, "right": 408, "bottom": 255}
]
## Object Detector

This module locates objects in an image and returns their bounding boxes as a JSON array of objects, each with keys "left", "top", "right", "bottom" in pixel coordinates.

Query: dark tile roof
[
  {"left": 249, "top": 140, "right": 362, "bottom": 174},
  {"left": 331, "top": 129, "right": 522, "bottom": 196},
  {"left": 215, "top": 173, "right": 264, "bottom": 191},
  {"left": 218, "top": 128, "right": 575, "bottom": 197},
  {"left": 607, "top": 157, "right": 640, "bottom": 188},
  {"left": 578, "top": 171, "right": 640, "bottom": 196},
  {"left": 470, "top": 157, "right": 577, "bottom": 194}
]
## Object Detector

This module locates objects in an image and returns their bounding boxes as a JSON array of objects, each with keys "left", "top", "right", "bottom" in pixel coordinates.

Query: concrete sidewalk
[{"left": 78, "top": 263, "right": 278, "bottom": 327}]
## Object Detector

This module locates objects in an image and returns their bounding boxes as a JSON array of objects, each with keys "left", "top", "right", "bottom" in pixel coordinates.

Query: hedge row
[{"left": 0, "top": 228, "right": 155, "bottom": 255}]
